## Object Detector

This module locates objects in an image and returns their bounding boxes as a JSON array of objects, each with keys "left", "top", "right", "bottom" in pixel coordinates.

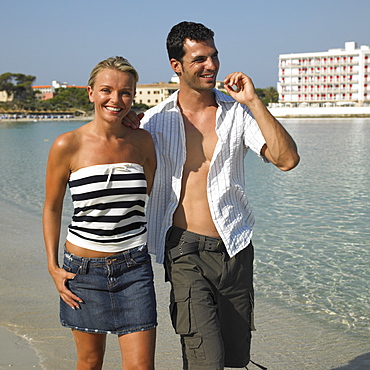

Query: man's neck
[{"left": 177, "top": 87, "right": 217, "bottom": 113}]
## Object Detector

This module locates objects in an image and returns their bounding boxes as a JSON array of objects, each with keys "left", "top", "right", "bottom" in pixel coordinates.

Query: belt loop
[
  {"left": 199, "top": 235, "right": 206, "bottom": 251},
  {"left": 124, "top": 249, "right": 136, "bottom": 268},
  {"left": 179, "top": 230, "right": 186, "bottom": 246},
  {"left": 79, "top": 258, "right": 88, "bottom": 275}
]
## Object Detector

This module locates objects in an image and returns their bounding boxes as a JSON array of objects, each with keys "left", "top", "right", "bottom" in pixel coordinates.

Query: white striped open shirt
[{"left": 143, "top": 89, "right": 267, "bottom": 263}]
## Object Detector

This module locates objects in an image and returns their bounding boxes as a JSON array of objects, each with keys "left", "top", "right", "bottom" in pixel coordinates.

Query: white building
[
  {"left": 277, "top": 42, "right": 370, "bottom": 107},
  {"left": 134, "top": 82, "right": 180, "bottom": 106}
]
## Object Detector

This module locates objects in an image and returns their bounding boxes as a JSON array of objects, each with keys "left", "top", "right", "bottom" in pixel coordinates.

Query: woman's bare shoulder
[
  {"left": 50, "top": 125, "right": 86, "bottom": 157},
  {"left": 134, "top": 127, "right": 154, "bottom": 142}
]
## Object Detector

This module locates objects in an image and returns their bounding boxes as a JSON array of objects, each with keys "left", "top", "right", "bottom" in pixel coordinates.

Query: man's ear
[{"left": 170, "top": 58, "right": 182, "bottom": 76}]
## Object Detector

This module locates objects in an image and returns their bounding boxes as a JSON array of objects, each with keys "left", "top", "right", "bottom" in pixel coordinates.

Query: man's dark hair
[{"left": 166, "top": 21, "right": 215, "bottom": 62}]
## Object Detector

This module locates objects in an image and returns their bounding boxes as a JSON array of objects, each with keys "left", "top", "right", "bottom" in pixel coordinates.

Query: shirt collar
[
  {"left": 168, "top": 88, "right": 233, "bottom": 108},
  {"left": 213, "top": 88, "right": 235, "bottom": 104}
]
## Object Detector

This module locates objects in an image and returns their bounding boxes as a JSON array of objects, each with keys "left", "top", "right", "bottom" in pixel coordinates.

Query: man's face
[{"left": 178, "top": 38, "right": 220, "bottom": 91}]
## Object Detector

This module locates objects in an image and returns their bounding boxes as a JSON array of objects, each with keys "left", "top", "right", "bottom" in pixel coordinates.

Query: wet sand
[{"left": 0, "top": 200, "right": 369, "bottom": 369}]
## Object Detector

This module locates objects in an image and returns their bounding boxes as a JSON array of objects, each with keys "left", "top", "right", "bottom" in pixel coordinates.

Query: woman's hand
[{"left": 50, "top": 266, "right": 83, "bottom": 310}]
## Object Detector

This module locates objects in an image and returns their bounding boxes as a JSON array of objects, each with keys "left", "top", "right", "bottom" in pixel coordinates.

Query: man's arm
[{"left": 224, "top": 72, "right": 300, "bottom": 171}]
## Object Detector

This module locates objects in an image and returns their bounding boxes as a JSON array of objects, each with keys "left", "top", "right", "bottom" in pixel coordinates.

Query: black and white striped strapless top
[{"left": 66, "top": 163, "right": 148, "bottom": 252}]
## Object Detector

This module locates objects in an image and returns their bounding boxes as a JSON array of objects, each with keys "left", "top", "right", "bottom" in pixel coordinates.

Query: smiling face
[
  {"left": 88, "top": 68, "right": 135, "bottom": 123},
  {"left": 172, "top": 38, "right": 219, "bottom": 92}
]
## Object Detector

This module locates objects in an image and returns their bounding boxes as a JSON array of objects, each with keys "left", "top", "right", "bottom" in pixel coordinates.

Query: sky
[{"left": 1, "top": 0, "right": 369, "bottom": 89}]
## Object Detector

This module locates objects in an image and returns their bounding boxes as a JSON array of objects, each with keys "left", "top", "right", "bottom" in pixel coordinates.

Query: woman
[{"left": 43, "top": 57, "right": 157, "bottom": 370}]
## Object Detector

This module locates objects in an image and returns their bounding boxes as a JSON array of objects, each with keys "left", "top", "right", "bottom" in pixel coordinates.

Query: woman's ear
[{"left": 87, "top": 86, "right": 94, "bottom": 103}]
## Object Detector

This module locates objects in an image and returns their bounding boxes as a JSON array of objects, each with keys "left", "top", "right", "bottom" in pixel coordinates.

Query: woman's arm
[{"left": 43, "top": 132, "right": 83, "bottom": 309}]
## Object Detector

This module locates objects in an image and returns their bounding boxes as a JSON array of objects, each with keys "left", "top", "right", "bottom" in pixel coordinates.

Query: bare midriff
[
  {"left": 65, "top": 240, "right": 123, "bottom": 258},
  {"left": 173, "top": 162, "right": 220, "bottom": 238}
]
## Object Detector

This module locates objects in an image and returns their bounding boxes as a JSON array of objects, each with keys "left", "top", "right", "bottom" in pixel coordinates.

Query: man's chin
[{"left": 200, "top": 82, "right": 216, "bottom": 90}]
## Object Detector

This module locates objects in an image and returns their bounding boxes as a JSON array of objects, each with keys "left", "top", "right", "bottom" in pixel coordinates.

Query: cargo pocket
[
  {"left": 183, "top": 334, "right": 205, "bottom": 360},
  {"left": 169, "top": 285, "right": 192, "bottom": 335}
]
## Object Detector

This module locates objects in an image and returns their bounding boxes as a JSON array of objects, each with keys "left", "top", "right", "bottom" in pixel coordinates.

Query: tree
[
  {"left": 12, "top": 73, "right": 36, "bottom": 101},
  {"left": 0, "top": 72, "right": 36, "bottom": 101},
  {"left": 132, "top": 103, "right": 150, "bottom": 112},
  {"left": 41, "top": 87, "right": 92, "bottom": 113},
  {"left": 0, "top": 73, "right": 15, "bottom": 99},
  {"left": 255, "top": 86, "right": 278, "bottom": 106},
  {"left": 263, "top": 86, "right": 279, "bottom": 105}
]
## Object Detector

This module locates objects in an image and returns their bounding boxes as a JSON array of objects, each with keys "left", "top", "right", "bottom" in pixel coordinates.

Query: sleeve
[{"left": 242, "top": 106, "right": 269, "bottom": 162}]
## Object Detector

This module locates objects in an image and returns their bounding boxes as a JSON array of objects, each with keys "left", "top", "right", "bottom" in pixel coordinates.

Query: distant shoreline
[
  {"left": 273, "top": 114, "right": 370, "bottom": 119},
  {"left": 268, "top": 105, "right": 370, "bottom": 119},
  {"left": 2, "top": 114, "right": 370, "bottom": 123},
  {"left": 0, "top": 116, "right": 94, "bottom": 123}
]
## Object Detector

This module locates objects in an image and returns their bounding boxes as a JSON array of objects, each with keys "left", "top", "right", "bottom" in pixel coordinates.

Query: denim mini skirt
[{"left": 60, "top": 245, "right": 157, "bottom": 335}]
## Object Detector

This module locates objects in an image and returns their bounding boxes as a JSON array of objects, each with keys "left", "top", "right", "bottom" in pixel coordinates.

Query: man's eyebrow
[{"left": 192, "top": 52, "right": 218, "bottom": 60}]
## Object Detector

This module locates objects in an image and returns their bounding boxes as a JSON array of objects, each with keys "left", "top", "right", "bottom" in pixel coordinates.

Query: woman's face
[{"left": 88, "top": 68, "right": 135, "bottom": 122}]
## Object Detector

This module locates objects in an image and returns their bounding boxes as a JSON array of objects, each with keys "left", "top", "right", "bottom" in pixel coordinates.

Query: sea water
[{"left": 0, "top": 118, "right": 369, "bottom": 342}]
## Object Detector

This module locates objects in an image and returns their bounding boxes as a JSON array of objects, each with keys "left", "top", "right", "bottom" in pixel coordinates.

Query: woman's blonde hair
[{"left": 88, "top": 56, "right": 139, "bottom": 88}]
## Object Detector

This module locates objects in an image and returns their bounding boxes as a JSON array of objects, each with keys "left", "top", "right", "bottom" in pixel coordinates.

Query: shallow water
[
  {"left": 245, "top": 118, "right": 370, "bottom": 340},
  {"left": 0, "top": 118, "right": 369, "bottom": 343}
]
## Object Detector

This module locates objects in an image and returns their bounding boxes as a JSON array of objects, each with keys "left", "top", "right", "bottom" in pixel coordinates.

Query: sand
[{"left": 0, "top": 200, "right": 369, "bottom": 369}]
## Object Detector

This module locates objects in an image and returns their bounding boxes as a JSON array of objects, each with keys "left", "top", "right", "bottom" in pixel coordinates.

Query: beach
[
  {"left": 1, "top": 118, "right": 370, "bottom": 369},
  {"left": 1, "top": 200, "right": 369, "bottom": 370}
]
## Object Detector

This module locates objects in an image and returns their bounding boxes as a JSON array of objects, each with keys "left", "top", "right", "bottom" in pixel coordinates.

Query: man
[{"left": 126, "top": 21, "right": 299, "bottom": 370}]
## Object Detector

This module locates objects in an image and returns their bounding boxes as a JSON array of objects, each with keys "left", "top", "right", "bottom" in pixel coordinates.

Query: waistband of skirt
[{"left": 64, "top": 244, "right": 147, "bottom": 264}]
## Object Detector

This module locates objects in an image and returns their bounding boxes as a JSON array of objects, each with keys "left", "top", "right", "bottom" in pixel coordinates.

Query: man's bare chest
[{"left": 183, "top": 115, "right": 218, "bottom": 164}]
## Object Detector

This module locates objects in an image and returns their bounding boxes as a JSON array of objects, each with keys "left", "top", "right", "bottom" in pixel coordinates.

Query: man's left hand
[
  {"left": 122, "top": 110, "right": 144, "bottom": 129},
  {"left": 224, "top": 72, "right": 259, "bottom": 106}
]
